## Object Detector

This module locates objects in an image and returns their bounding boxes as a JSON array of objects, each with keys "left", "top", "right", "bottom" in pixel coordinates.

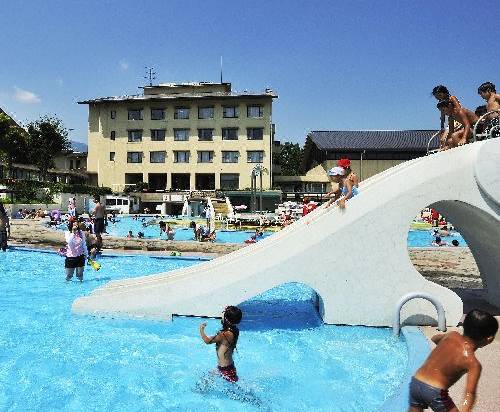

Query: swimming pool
[
  {"left": 57, "top": 216, "right": 468, "bottom": 246},
  {"left": 407, "top": 229, "right": 467, "bottom": 247},
  {"left": 0, "top": 248, "right": 409, "bottom": 411},
  {"left": 58, "top": 216, "right": 273, "bottom": 244}
]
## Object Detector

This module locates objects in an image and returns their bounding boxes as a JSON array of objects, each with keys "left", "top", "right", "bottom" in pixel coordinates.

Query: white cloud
[
  {"left": 56, "top": 77, "right": 64, "bottom": 86},
  {"left": 119, "top": 60, "right": 129, "bottom": 70},
  {"left": 13, "top": 87, "right": 41, "bottom": 104}
]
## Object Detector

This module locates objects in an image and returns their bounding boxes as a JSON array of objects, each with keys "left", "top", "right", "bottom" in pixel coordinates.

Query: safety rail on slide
[
  {"left": 473, "top": 109, "right": 500, "bottom": 142},
  {"left": 427, "top": 109, "right": 500, "bottom": 155},
  {"left": 393, "top": 292, "right": 447, "bottom": 336}
]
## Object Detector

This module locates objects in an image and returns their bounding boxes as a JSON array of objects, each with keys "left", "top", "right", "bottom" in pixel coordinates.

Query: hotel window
[
  {"left": 150, "top": 151, "right": 166, "bottom": 163},
  {"left": 247, "top": 105, "right": 263, "bottom": 118},
  {"left": 128, "top": 109, "right": 143, "bottom": 120},
  {"left": 109, "top": 152, "right": 115, "bottom": 161},
  {"left": 151, "top": 108, "right": 165, "bottom": 120},
  {"left": 223, "top": 105, "right": 239, "bottom": 118},
  {"left": 247, "top": 150, "right": 264, "bottom": 163},
  {"left": 220, "top": 173, "right": 239, "bottom": 190},
  {"left": 221, "top": 151, "right": 239, "bottom": 163},
  {"left": 174, "top": 151, "right": 190, "bottom": 163},
  {"left": 222, "top": 128, "right": 238, "bottom": 140},
  {"left": 110, "top": 110, "right": 116, "bottom": 119},
  {"left": 128, "top": 129, "right": 143, "bottom": 142},
  {"left": 198, "top": 128, "right": 214, "bottom": 141},
  {"left": 110, "top": 131, "right": 116, "bottom": 140},
  {"left": 174, "top": 106, "right": 190, "bottom": 119},
  {"left": 247, "top": 128, "right": 264, "bottom": 140},
  {"left": 197, "top": 151, "right": 214, "bottom": 163},
  {"left": 127, "top": 152, "right": 143, "bottom": 163},
  {"left": 198, "top": 106, "right": 214, "bottom": 119},
  {"left": 151, "top": 129, "right": 166, "bottom": 141},
  {"left": 174, "top": 128, "right": 190, "bottom": 141}
]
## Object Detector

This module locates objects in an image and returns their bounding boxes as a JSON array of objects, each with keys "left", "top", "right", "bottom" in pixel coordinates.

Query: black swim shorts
[
  {"left": 94, "top": 218, "right": 105, "bottom": 235},
  {"left": 65, "top": 255, "right": 85, "bottom": 269},
  {"left": 409, "top": 377, "right": 456, "bottom": 412}
]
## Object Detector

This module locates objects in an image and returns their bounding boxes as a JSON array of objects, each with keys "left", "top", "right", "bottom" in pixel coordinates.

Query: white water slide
[{"left": 73, "top": 139, "right": 500, "bottom": 327}]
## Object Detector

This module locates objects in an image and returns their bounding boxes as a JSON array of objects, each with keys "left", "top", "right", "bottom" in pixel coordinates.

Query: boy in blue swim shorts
[{"left": 409, "top": 309, "right": 498, "bottom": 411}]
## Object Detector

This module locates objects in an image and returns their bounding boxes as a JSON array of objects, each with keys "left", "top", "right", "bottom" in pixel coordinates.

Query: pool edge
[{"left": 378, "top": 326, "right": 430, "bottom": 411}]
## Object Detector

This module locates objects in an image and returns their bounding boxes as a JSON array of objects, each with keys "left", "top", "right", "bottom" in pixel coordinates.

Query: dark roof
[
  {"left": 309, "top": 130, "right": 439, "bottom": 151},
  {"left": 78, "top": 90, "right": 277, "bottom": 104}
]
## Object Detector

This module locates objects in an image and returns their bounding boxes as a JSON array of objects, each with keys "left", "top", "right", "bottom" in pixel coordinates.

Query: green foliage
[
  {"left": 0, "top": 178, "right": 111, "bottom": 204},
  {"left": 123, "top": 182, "right": 148, "bottom": 194},
  {"left": 0, "top": 113, "right": 30, "bottom": 176},
  {"left": 26, "top": 115, "right": 71, "bottom": 180},
  {"left": 277, "top": 142, "right": 303, "bottom": 176}
]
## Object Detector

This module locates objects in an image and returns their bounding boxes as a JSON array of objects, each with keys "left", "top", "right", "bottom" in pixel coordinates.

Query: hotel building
[{"left": 78, "top": 82, "right": 278, "bottom": 194}]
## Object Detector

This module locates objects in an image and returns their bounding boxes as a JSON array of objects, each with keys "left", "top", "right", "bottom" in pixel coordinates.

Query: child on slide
[
  {"left": 432, "top": 85, "right": 463, "bottom": 149},
  {"left": 325, "top": 167, "right": 358, "bottom": 209},
  {"left": 199, "top": 306, "right": 243, "bottom": 382},
  {"left": 337, "top": 158, "right": 359, "bottom": 188}
]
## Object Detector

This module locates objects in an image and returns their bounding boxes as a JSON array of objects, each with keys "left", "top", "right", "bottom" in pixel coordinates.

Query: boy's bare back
[{"left": 415, "top": 331, "right": 481, "bottom": 391}]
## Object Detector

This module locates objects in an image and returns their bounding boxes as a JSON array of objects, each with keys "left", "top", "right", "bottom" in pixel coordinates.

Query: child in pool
[
  {"left": 199, "top": 306, "right": 243, "bottom": 382},
  {"left": 409, "top": 309, "right": 498, "bottom": 412}
]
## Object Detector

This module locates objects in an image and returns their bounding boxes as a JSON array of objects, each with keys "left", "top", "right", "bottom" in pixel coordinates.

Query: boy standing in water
[
  {"left": 409, "top": 309, "right": 498, "bottom": 412},
  {"left": 199, "top": 306, "right": 243, "bottom": 382}
]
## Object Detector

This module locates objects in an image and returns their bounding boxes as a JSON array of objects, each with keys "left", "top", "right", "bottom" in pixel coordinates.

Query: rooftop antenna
[
  {"left": 144, "top": 66, "right": 156, "bottom": 86},
  {"left": 220, "top": 56, "right": 223, "bottom": 83}
]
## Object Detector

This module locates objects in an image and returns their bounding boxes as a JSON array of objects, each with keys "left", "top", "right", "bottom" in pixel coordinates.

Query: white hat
[{"left": 327, "top": 166, "right": 345, "bottom": 176}]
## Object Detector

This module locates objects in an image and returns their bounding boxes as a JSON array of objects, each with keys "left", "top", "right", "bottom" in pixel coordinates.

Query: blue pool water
[
  {"left": 407, "top": 229, "right": 467, "bottom": 247},
  {"left": 0, "top": 249, "right": 409, "bottom": 411},
  {"left": 57, "top": 216, "right": 468, "bottom": 246},
  {"left": 58, "top": 217, "right": 273, "bottom": 244}
]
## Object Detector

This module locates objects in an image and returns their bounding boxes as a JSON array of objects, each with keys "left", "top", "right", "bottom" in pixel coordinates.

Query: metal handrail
[
  {"left": 426, "top": 131, "right": 441, "bottom": 155},
  {"left": 473, "top": 109, "right": 500, "bottom": 142},
  {"left": 393, "top": 292, "right": 447, "bottom": 336}
]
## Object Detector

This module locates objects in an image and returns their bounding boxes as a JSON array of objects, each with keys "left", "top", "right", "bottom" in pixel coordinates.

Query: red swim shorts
[{"left": 218, "top": 364, "right": 238, "bottom": 382}]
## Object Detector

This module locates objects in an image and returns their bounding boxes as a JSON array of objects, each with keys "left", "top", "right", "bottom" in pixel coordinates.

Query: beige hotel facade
[{"left": 79, "top": 82, "right": 277, "bottom": 193}]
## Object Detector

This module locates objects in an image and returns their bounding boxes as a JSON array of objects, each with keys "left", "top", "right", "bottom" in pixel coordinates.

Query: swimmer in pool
[{"left": 199, "top": 306, "right": 243, "bottom": 382}]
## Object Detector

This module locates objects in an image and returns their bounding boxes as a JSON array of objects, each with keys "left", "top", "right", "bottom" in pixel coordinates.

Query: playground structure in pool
[{"left": 73, "top": 138, "right": 500, "bottom": 328}]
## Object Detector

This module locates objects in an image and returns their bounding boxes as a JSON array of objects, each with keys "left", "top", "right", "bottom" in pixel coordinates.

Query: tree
[
  {"left": 276, "top": 142, "right": 303, "bottom": 176},
  {"left": 26, "top": 115, "right": 71, "bottom": 181},
  {"left": 0, "top": 113, "right": 29, "bottom": 178}
]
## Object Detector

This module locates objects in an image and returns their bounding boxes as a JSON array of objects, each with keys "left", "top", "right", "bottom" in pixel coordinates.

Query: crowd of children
[{"left": 432, "top": 81, "right": 500, "bottom": 150}]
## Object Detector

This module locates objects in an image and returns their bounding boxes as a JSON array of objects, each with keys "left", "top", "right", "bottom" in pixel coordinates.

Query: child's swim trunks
[
  {"left": 409, "top": 377, "right": 456, "bottom": 411},
  {"left": 218, "top": 364, "right": 238, "bottom": 382}
]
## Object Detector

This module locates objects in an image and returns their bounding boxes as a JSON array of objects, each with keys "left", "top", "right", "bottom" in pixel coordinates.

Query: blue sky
[{"left": 1, "top": 0, "right": 498, "bottom": 146}]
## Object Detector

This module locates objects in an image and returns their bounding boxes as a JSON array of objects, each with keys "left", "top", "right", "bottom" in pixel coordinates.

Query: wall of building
[
  {"left": 324, "top": 159, "right": 405, "bottom": 181},
  {"left": 86, "top": 97, "right": 273, "bottom": 192}
]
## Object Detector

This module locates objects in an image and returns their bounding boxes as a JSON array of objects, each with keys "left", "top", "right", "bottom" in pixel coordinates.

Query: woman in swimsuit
[{"left": 199, "top": 306, "right": 243, "bottom": 382}]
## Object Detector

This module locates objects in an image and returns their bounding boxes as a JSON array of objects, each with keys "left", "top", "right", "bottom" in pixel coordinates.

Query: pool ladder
[{"left": 393, "top": 292, "right": 447, "bottom": 336}]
